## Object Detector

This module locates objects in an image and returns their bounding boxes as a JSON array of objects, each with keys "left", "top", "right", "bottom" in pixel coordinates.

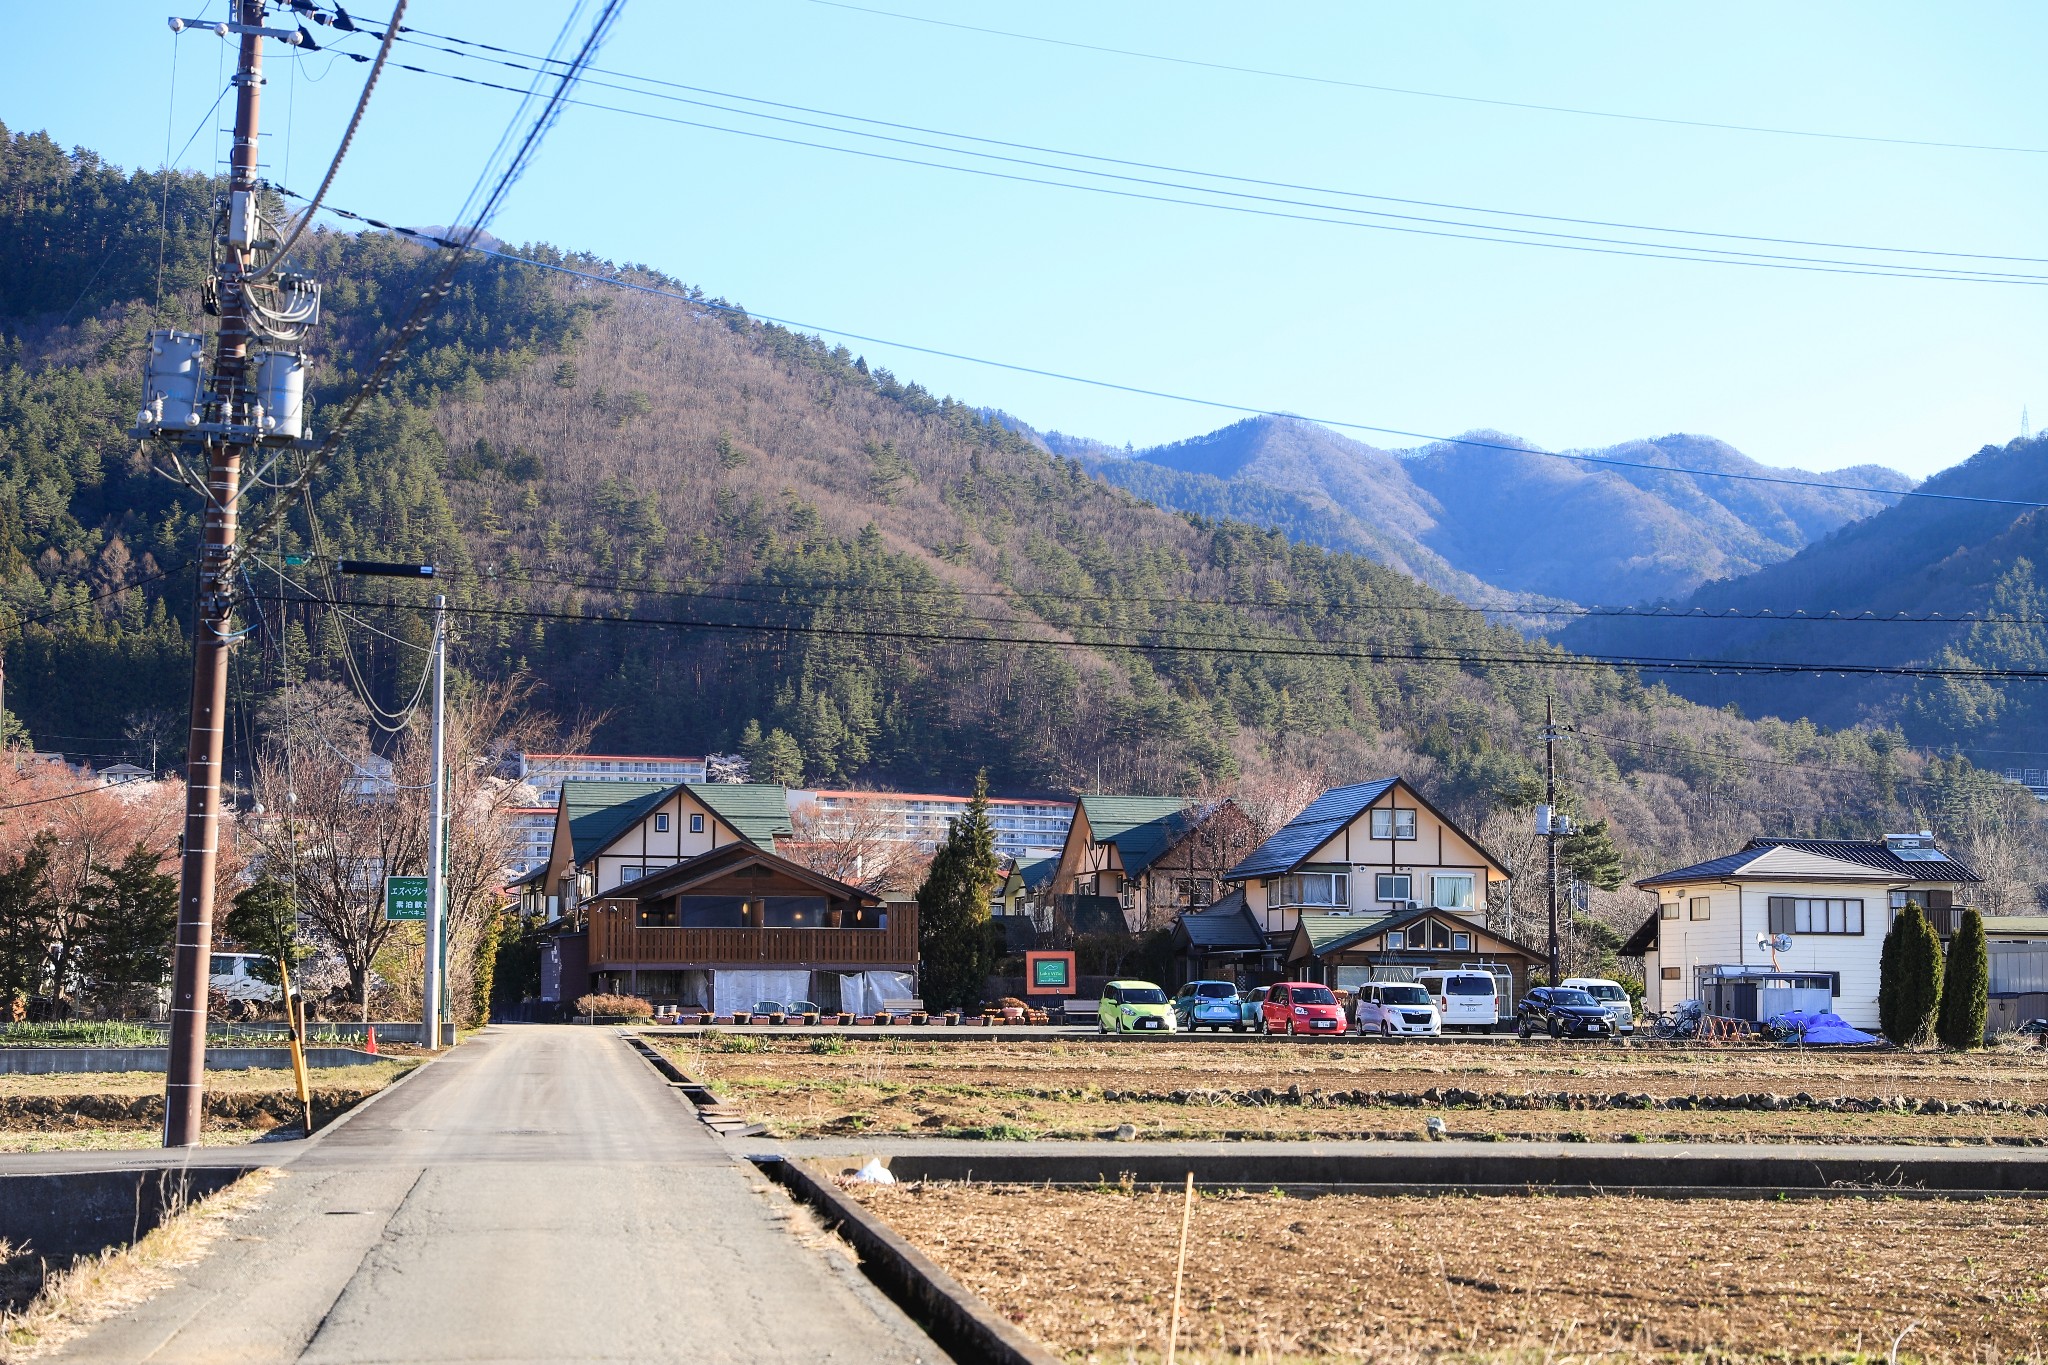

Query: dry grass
[
  {"left": 849, "top": 1181, "right": 2048, "bottom": 1363},
  {"left": 657, "top": 1037, "right": 2048, "bottom": 1144},
  {"left": 0, "top": 1168, "right": 279, "bottom": 1362},
  {"left": 0, "top": 1062, "right": 416, "bottom": 1147}
]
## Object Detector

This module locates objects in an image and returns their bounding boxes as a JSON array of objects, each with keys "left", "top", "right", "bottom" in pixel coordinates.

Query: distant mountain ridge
[{"left": 1066, "top": 415, "right": 1914, "bottom": 610}]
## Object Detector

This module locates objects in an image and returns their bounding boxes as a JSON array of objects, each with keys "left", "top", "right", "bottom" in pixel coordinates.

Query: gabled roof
[
  {"left": 1289, "top": 907, "right": 1548, "bottom": 963},
  {"left": 1619, "top": 913, "right": 1658, "bottom": 958},
  {"left": 611, "top": 841, "right": 878, "bottom": 905},
  {"left": 688, "top": 783, "right": 794, "bottom": 848},
  {"left": 1636, "top": 837, "right": 1981, "bottom": 889},
  {"left": 1227, "top": 780, "right": 1397, "bottom": 881},
  {"left": 1013, "top": 855, "right": 1059, "bottom": 892},
  {"left": 1173, "top": 890, "right": 1266, "bottom": 951},
  {"left": 564, "top": 780, "right": 792, "bottom": 867},
  {"left": 1078, "top": 796, "right": 1198, "bottom": 877},
  {"left": 561, "top": 780, "right": 675, "bottom": 864}
]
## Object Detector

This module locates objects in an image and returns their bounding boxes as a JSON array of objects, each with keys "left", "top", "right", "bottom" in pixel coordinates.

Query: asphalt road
[{"left": 53, "top": 1026, "right": 948, "bottom": 1365}]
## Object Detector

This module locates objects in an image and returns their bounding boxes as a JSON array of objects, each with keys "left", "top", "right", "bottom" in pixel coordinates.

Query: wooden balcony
[{"left": 586, "top": 900, "right": 917, "bottom": 970}]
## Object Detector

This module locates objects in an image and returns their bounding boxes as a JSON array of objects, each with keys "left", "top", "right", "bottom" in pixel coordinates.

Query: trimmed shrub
[
  {"left": 1937, "top": 908, "right": 1989, "bottom": 1049},
  {"left": 573, "top": 992, "right": 653, "bottom": 1019},
  {"left": 1878, "top": 903, "right": 1943, "bottom": 1046}
]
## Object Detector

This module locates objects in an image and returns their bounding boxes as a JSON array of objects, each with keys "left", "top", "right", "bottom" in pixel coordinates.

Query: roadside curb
[
  {"left": 622, "top": 1033, "right": 764, "bottom": 1137},
  {"left": 755, "top": 1154, "right": 1063, "bottom": 1365}
]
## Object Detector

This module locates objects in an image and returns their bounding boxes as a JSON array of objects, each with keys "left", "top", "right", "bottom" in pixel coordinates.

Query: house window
[
  {"left": 655, "top": 814, "right": 670, "bottom": 833},
  {"left": 1768, "top": 897, "right": 1865, "bottom": 935},
  {"left": 1452, "top": 931, "right": 1472, "bottom": 952},
  {"left": 635, "top": 902, "right": 677, "bottom": 927},
  {"left": 1370, "top": 808, "right": 1418, "bottom": 840},
  {"left": 1660, "top": 901, "right": 1680, "bottom": 920},
  {"left": 1430, "top": 874, "right": 1475, "bottom": 910},
  {"left": 1387, "top": 930, "right": 1406, "bottom": 949},
  {"left": 620, "top": 865, "right": 645, "bottom": 883},
  {"left": 1890, "top": 890, "right": 1909, "bottom": 909},
  {"left": 1689, "top": 896, "right": 1711, "bottom": 921},
  {"left": 1173, "top": 878, "right": 1214, "bottom": 907},
  {"left": 1269, "top": 873, "right": 1347, "bottom": 908},
  {"left": 1661, "top": 966, "right": 1681, "bottom": 980},
  {"left": 1376, "top": 873, "right": 1412, "bottom": 903},
  {"left": 690, "top": 813, "right": 705, "bottom": 834}
]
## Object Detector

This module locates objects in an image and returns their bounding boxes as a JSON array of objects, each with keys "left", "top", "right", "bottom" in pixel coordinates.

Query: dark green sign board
[{"left": 385, "top": 875, "right": 429, "bottom": 921}]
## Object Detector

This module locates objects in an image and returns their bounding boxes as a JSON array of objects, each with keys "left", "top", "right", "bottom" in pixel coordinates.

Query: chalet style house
[
  {"left": 1629, "top": 833, "right": 1983, "bottom": 1028},
  {"left": 546, "top": 842, "right": 916, "bottom": 1016},
  {"left": 517, "top": 779, "right": 792, "bottom": 918},
  {"left": 1047, "top": 796, "right": 1243, "bottom": 933}
]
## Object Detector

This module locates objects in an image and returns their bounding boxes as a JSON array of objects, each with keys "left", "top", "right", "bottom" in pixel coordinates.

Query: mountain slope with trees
[
  {"left": 1, "top": 123, "right": 2040, "bottom": 934},
  {"left": 1087, "top": 416, "right": 1913, "bottom": 608}
]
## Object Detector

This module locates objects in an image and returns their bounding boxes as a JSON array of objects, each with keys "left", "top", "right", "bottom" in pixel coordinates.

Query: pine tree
[
  {"left": 1879, "top": 902, "right": 1944, "bottom": 1046},
  {"left": 915, "top": 770, "right": 1003, "bottom": 1012},
  {"left": 78, "top": 843, "right": 178, "bottom": 1007},
  {"left": 1936, "top": 907, "right": 1988, "bottom": 1049},
  {"left": 0, "top": 837, "right": 56, "bottom": 1008},
  {"left": 224, "top": 873, "right": 312, "bottom": 987}
]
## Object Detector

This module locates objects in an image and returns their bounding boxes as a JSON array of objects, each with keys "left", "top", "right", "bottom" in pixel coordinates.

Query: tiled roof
[
  {"left": 1079, "top": 796, "right": 1198, "bottom": 877},
  {"left": 1175, "top": 891, "right": 1265, "bottom": 950},
  {"left": 1226, "top": 779, "right": 1397, "bottom": 881},
  {"left": 1294, "top": 911, "right": 1403, "bottom": 955},
  {"left": 1981, "top": 915, "right": 2048, "bottom": 937},
  {"left": 1637, "top": 837, "right": 1981, "bottom": 889},
  {"left": 1015, "top": 855, "right": 1059, "bottom": 891},
  {"left": 688, "top": 783, "right": 794, "bottom": 848},
  {"left": 561, "top": 781, "right": 674, "bottom": 864}
]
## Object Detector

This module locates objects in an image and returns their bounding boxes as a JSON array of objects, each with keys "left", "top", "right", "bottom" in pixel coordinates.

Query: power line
[
  {"left": 253, "top": 588, "right": 2048, "bottom": 683},
  {"left": 794, "top": 0, "right": 2048, "bottom": 159},
  {"left": 282, "top": 200, "right": 2048, "bottom": 515},
  {"left": 354, "top": 55, "right": 2048, "bottom": 287},
  {"left": 362, "top": 29, "right": 2048, "bottom": 270}
]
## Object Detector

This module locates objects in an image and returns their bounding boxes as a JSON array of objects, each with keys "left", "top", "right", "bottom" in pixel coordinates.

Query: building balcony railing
[{"left": 585, "top": 900, "right": 917, "bottom": 969}]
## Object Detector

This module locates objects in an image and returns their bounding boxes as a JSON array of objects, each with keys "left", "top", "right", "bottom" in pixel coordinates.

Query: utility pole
[
  {"left": 424, "top": 593, "right": 447, "bottom": 1052},
  {"left": 1544, "top": 696, "right": 1560, "bottom": 986},
  {"left": 161, "top": 1, "right": 264, "bottom": 1148}
]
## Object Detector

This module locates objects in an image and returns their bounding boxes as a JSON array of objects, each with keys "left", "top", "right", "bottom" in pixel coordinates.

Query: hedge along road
[{"left": 48, "top": 1025, "right": 948, "bottom": 1364}]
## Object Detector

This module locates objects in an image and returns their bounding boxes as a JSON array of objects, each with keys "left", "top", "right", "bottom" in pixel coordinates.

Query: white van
[
  {"left": 1561, "top": 977, "right": 1635, "bottom": 1035},
  {"left": 1414, "top": 970, "right": 1502, "bottom": 1034},
  {"left": 209, "top": 952, "right": 281, "bottom": 1004}
]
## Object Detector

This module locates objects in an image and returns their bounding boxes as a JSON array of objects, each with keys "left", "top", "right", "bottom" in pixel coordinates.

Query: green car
[{"left": 1099, "top": 980, "right": 1176, "bottom": 1034}]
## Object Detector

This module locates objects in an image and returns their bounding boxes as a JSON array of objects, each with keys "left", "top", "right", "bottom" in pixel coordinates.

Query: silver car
[{"left": 1561, "top": 977, "right": 1635, "bottom": 1034}]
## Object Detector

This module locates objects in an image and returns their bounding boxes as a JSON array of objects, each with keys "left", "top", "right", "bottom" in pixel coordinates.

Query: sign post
[{"left": 385, "top": 875, "right": 429, "bottom": 922}]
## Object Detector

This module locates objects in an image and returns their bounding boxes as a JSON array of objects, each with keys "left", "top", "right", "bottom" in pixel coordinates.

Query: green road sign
[
  {"left": 385, "top": 875, "right": 429, "bottom": 921},
  {"left": 282, "top": 554, "right": 308, "bottom": 566}
]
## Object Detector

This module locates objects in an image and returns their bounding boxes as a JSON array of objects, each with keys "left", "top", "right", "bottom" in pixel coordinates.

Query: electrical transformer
[
  {"left": 252, "top": 350, "right": 308, "bottom": 439},
  {"left": 140, "top": 329, "right": 206, "bottom": 431}
]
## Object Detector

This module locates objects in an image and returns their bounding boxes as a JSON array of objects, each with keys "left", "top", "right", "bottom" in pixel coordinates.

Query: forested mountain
[
  {"left": 1557, "top": 435, "right": 2048, "bottom": 757},
  {"left": 1, "top": 123, "right": 2038, "bottom": 919},
  {"left": 1085, "top": 416, "right": 1914, "bottom": 608}
]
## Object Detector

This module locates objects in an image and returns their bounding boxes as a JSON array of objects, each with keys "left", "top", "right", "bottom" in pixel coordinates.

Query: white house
[
  {"left": 1224, "top": 778, "right": 1511, "bottom": 942},
  {"left": 1630, "top": 833, "right": 1982, "bottom": 1029}
]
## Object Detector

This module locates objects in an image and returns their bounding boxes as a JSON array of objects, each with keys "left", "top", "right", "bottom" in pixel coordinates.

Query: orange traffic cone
[{"left": 364, "top": 1025, "right": 378, "bottom": 1055}]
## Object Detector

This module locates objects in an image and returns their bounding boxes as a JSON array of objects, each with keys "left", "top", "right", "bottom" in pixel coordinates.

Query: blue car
[{"left": 1172, "top": 980, "right": 1248, "bottom": 1033}]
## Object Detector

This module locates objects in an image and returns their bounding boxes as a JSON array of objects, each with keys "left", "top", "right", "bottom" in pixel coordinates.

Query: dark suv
[{"left": 1516, "top": 987, "right": 1615, "bottom": 1040}]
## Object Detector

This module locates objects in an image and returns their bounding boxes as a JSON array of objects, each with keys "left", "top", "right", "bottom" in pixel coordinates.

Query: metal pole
[
  {"left": 165, "top": 0, "right": 264, "bottom": 1147},
  {"left": 423, "top": 594, "right": 446, "bottom": 1051},
  {"left": 1545, "top": 696, "right": 1559, "bottom": 987}
]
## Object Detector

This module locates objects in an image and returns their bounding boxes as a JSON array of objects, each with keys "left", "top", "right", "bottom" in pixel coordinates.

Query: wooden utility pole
[
  {"left": 162, "top": 1, "right": 266, "bottom": 1147},
  {"left": 1544, "top": 696, "right": 1560, "bottom": 987}
]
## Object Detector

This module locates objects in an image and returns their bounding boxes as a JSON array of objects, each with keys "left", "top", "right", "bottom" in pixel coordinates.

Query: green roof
[
  {"left": 1294, "top": 912, "right": 1402, "bottom": 955},
  {"left": 686, "top": 783, "right": 792, "bottom": 848},
  {"left": 1080, "top": 796, "right": 1198, "bottom": 877},
  {"left": 560, "top": 779, "right": 791, "bottom": 865},
  {"left": 561, "top": 781, "right": 675, "bottom": 864}
]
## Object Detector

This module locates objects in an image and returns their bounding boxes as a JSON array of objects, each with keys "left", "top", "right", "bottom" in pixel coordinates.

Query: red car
[{"left": 1259, "top": 981, "right": 1347, "bottom": 1036}]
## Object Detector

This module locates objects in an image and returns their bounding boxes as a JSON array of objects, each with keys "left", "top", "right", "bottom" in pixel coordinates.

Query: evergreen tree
[
  {"left": 1559, "top": 818, "right": 1626, "bottom": 891},
  {"left": 1879, "top": 902, "right": 1943, "bottom": 1046},
  {"left": 224, "top": 873, "right": 313, "bottom": 987},
  {"left": 77, "top": 843, "right": 178, "bottom": 1004},
  {"left": 0, "top": 836, "right": 55, "bottom": 1008},
  {"left": 1936, "top": 907, "right": 1988, "bottom": 1049},
  {"left": 915, "top": 770, "right": 1003, "bottom": 1012},
  {"left": 739, "top": 719, "right": 804, "bottom": 786}
]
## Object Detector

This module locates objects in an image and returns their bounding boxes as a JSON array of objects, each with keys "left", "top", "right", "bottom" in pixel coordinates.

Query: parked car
[
  {"left": 1099, "top": 980, "right": 1176, "bottom": 1034},
  {"left": 1517, "top": 986, "right": 1616, "bottom": 1039},
  {"left": 1560, "top": 977, "right": 1635, "bottom": 1034},
  {"left": 1414, "top": 969, "right": 1504, "bottom": 1034},
  {"left": 1353, "top": 981, "right": 1441, "bottom": 1037},
  {"left": 1173, "top": 980, "right": 1247, "bottom": 1032},
  {"left": 209, "top": 952, "right": 281, "bottom": 1004},
  {"left": 1258, "top": 982, "right": 1347, "bottom": 1036},
  {"left": 1241, "top": 986, "right": 1270, "bottom": 1031}
]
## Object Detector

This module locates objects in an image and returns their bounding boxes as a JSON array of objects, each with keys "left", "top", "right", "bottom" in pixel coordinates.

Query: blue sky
[{"left": 11, "top": 2, "right": 2048, "bottom": 479}]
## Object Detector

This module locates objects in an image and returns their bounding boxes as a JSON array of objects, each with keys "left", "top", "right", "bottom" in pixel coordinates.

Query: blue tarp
[{"left": 1767, "top": 1010, "right": 1880, "bottom": 1046}]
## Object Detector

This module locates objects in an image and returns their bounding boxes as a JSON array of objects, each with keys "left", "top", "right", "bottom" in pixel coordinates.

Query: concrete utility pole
[
  {"left": 162, "top": 0, "right": 267, "bottom": 1148},
  {"left": 424, "top": 593, "right": 447, "bottom": 1052}
]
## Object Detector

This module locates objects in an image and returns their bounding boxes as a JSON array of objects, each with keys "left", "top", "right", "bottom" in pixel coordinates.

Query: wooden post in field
[{"left": 1167, "top": 1171, "right": 1194, "bottom": 1365}]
